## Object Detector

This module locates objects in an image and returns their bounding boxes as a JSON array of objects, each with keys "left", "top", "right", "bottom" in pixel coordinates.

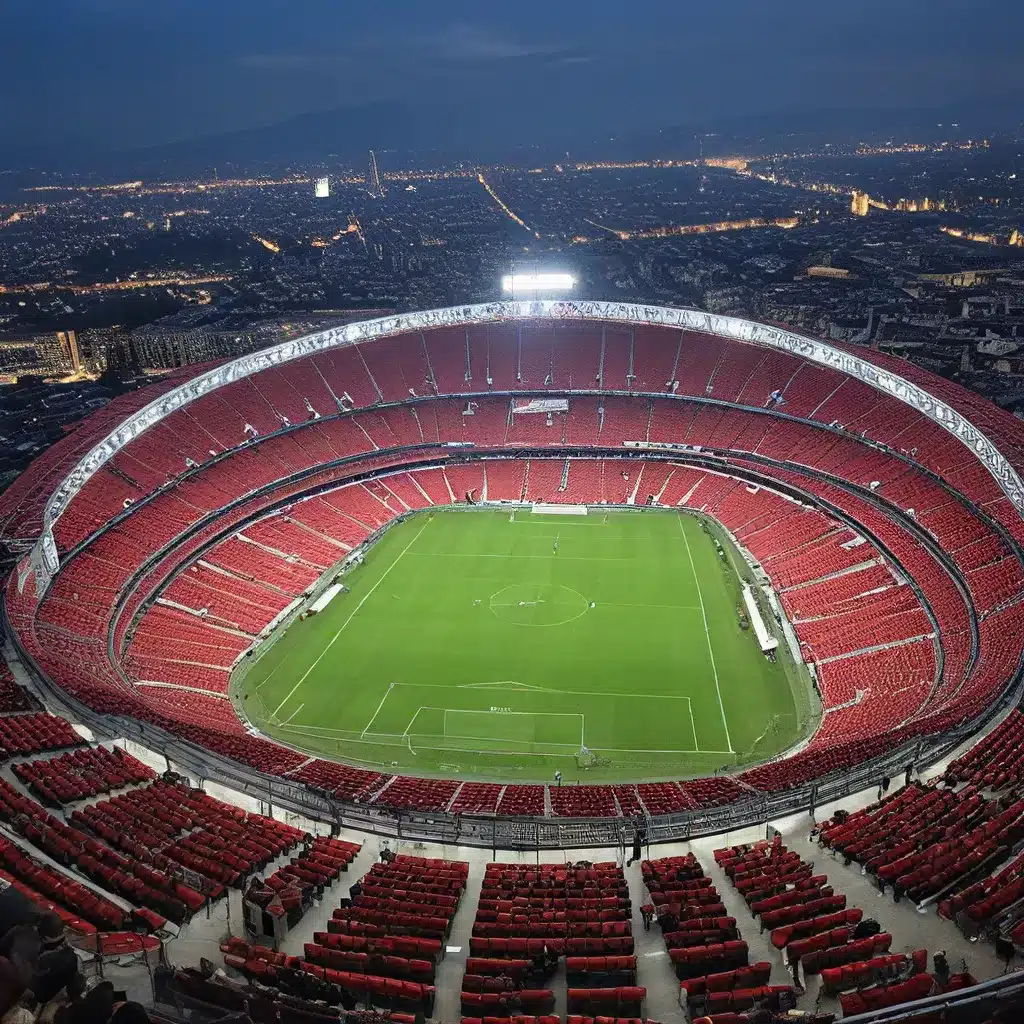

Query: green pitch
[{"left": 235, "top": 507, "right": 813, "bottom": 784}]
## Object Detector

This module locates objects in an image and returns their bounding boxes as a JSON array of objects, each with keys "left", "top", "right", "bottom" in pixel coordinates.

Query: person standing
[{"left": 627, "top": 822, "right": 646, "bottom": 867}]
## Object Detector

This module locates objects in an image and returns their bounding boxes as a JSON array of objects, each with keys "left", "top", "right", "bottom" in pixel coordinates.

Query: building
[
  {"left": 850, "top": 190, "right": 870, "bottom": 217},
  {"left": 314, "top": 177, "right": 330, "bottom": 199},
  {"left": 56, "top": 330, "right": 82, "bottom": 373},
  {"left": 0, "top": 332, "right": 76, "bottom": 377},
  {"left": 128, "top": 309, "right": 394, "bottom": 369}
]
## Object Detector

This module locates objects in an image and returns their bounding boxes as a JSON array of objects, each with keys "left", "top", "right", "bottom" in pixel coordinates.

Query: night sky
[{"left": 3, "top": 0, "right": 1023, "bottom": 159}]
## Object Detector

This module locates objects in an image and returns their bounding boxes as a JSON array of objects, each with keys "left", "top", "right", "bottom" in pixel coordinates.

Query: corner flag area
[{"left": 235, "top": 508, "right": 810, "bottom": 782}]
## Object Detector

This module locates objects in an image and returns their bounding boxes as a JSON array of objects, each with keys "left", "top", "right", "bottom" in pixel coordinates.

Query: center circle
[{"left": 489, "top": 584, "right": 591, "bottom": 626}]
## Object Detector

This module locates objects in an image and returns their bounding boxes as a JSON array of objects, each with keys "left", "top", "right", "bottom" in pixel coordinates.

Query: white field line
[
  {"left": 360, "top": 682, "right": 397, "bottom": 738},
  {"left": 270, "top": 517, "right": 432, "bottom": 718},
  {"left": 677, "top": 516, "right": 734, "bottom": 754}
]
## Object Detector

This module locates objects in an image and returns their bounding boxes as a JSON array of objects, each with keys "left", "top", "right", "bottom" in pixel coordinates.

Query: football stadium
[{"left": 2, "top": 301, "right": 1024, "bottom": 1021}]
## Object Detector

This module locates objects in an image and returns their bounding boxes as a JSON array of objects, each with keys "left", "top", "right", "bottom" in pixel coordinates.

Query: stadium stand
[
  {"left": 2, "top": 309, "right": 1024, "bottom": 924},
  {"left": 218, "top": 854, "right": 470, "bottom": 1016},
  {"left": 464, "top": 861, "right": 635, "bottom": 1020},
  {"left": 12, "top": 744, "right": 156, "bottom": 805}
]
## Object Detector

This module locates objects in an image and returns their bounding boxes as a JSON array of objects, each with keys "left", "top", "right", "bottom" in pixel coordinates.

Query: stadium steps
[
  {"left": 502, "top": 401, "right": 514, "bottom": 446},
  {"left": 368, "top": 774, "right": 399, "bottom": 804},
  {"left": 235, "top": 532, "right": 326, "bottom": 569},
  {"left": 666, "top": 331, "right": 684, "bottom": 387},
  {"left": 409, "top": 473, "right": 436, "bottom": 506},
  {"left": 627, "top": 464, "right": 645, "bottom": 505},
  {"left": 679, "top": 476, "right": 703, "bottom": 506},
  {"left": 379, "top": 481, "right": 413, "bottom": 512},
  {"left": 432, "top": 851, "right": 483, "bottom": 1023},
  {"left": 195, "top": 559, "right": 293, "bottom": 598},
  {"left": 284, "top": 516, "right": 356, "bottom": 554},
  {"left": 817, "top": 632, "right": 937, "bottom": 665},
  {"left": 282, "top": 755, "right": 317, "bottom": 777},
  {"left": 653, "top": 467, "right": 676, "bottom": 504},
  {"left": 445, "top": 782, "right": 465, "bottom": 812},
  {"left": 408, "top": 407, "right": 425, "bottom": 442},
  {"left": 780, "top": 558, "right": 881, "bottom": 591},
  {"left": 418, "top": 335, "right": 439, "bottom": 395},
  {"left": 135, "top": 680, "right": 232, "bottom": 696},
  {"left": 441, "top": 469, "right": 457, "bottom": 503},
  {"left": 354, "top": 347, "right": 384, "bottom": 404},
  {"left": 276, "top": 838, "right": 380, "bottom": 962},
  {"left": 352, "top": 417, "right": 379, "bottom": 451}
]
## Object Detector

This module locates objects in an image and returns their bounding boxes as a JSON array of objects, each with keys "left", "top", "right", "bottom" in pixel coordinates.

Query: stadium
[{"left": 2, "top": 300, "right": 1024, "bottom": 1022}]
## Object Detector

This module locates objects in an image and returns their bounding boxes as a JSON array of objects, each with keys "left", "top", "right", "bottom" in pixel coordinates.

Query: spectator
[
  {"left": 0, "top": 955, "right": 32, "bottom": 1020},
  {"left": 640, "top": 903, "right": 654, "bottom": 931},
  {"left": 626, "top": 823, "right": 646, "bottom": 867},
  {"left": 30, "top": 916, "right": 80, "bottom": 1007}
]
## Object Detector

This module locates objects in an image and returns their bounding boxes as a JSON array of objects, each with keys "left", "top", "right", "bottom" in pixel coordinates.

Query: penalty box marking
[
  {"left": 363, "top": 684, "right": 702, "bottom": 751},
  {"left": 396, "top": 696, "right": 699, "bottom": 753}
]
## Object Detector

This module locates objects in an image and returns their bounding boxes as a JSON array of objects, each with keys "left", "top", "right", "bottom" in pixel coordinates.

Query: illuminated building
[
  {"left": 56, "top": 330, "right": 82, "bottom": 373},
  {"left": 850, "top": 190, "right": 870, "bottom": 217},
  {"left": 314, "top": 177, "right": 330, "bottom": 199}
]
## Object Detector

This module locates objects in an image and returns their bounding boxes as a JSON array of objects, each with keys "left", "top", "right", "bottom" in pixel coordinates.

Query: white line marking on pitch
[
  {"left": 677, "top": 515, "right": 733, "bottom": 754},
  {"left": 411, "top": 552, "right": 635, "bottom": 562},
  {"left": 687, "top": 697, "right": 699, "bottom": 752},
  {"left": 279, "top": 702, "right": 305, "bottom": 727},
  {"left": 270, "top": 516, "right": 432, "bottom": 718},
  {"left": 361, "top": 682, "right": 397, "bottom": 738}
]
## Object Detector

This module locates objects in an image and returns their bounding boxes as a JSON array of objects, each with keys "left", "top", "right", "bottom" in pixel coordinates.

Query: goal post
[{"left": 439, "top": 708, "right": 584, "bottom": 753}]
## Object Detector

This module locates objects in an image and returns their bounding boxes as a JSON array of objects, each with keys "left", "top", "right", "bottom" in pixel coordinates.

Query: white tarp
[{"left": 742, "top": 583, "right": 779, "bottom": 653}]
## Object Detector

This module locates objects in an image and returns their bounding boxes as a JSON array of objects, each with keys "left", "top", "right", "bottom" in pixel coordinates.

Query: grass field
[{"left": 235, "top": 506, "right": 812, "bottom": 784}]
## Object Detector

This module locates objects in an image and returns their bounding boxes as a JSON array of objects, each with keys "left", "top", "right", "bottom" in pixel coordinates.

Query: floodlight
[{"left": 502, "top": 272, "right": 576, "bottom": 294}]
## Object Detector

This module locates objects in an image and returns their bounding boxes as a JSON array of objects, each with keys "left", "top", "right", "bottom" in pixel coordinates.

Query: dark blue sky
[{"left": 3, "top": 0, "right": 1022, "bottom": 157}]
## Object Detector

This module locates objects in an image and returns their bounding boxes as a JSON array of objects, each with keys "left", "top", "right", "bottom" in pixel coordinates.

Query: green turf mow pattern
[{"left": 234, "top": 507, "right": 813, "bottom": 784}]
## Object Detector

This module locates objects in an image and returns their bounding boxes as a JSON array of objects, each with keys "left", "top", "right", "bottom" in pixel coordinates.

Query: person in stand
[
  {"left": 626, "top": 822, "right": 646, "bottom": 867},
  {"left": 640, "top": 904, "right": 654, "bottom": 931}
]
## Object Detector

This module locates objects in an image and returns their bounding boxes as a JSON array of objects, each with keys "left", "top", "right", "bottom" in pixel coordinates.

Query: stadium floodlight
[{"left": 502, "top": 272, "right": 576, "bottom": 295}]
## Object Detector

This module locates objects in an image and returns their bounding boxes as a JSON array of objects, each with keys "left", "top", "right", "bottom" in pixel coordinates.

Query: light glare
[{"left": 502, "top": 272, "right": 576, "bottom": 293}]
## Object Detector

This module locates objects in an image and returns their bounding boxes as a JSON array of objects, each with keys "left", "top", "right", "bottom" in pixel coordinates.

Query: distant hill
[{"left": 6, "top": 90, "right": 1023, "bottom": 178}]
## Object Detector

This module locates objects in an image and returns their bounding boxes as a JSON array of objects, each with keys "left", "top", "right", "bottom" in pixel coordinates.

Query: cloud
[
  {"left": 427, "top": 23, "right": 558, "bottom": 61},
  {"left": 237, "top": 23, "right": 589, "bottom": 78}
]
